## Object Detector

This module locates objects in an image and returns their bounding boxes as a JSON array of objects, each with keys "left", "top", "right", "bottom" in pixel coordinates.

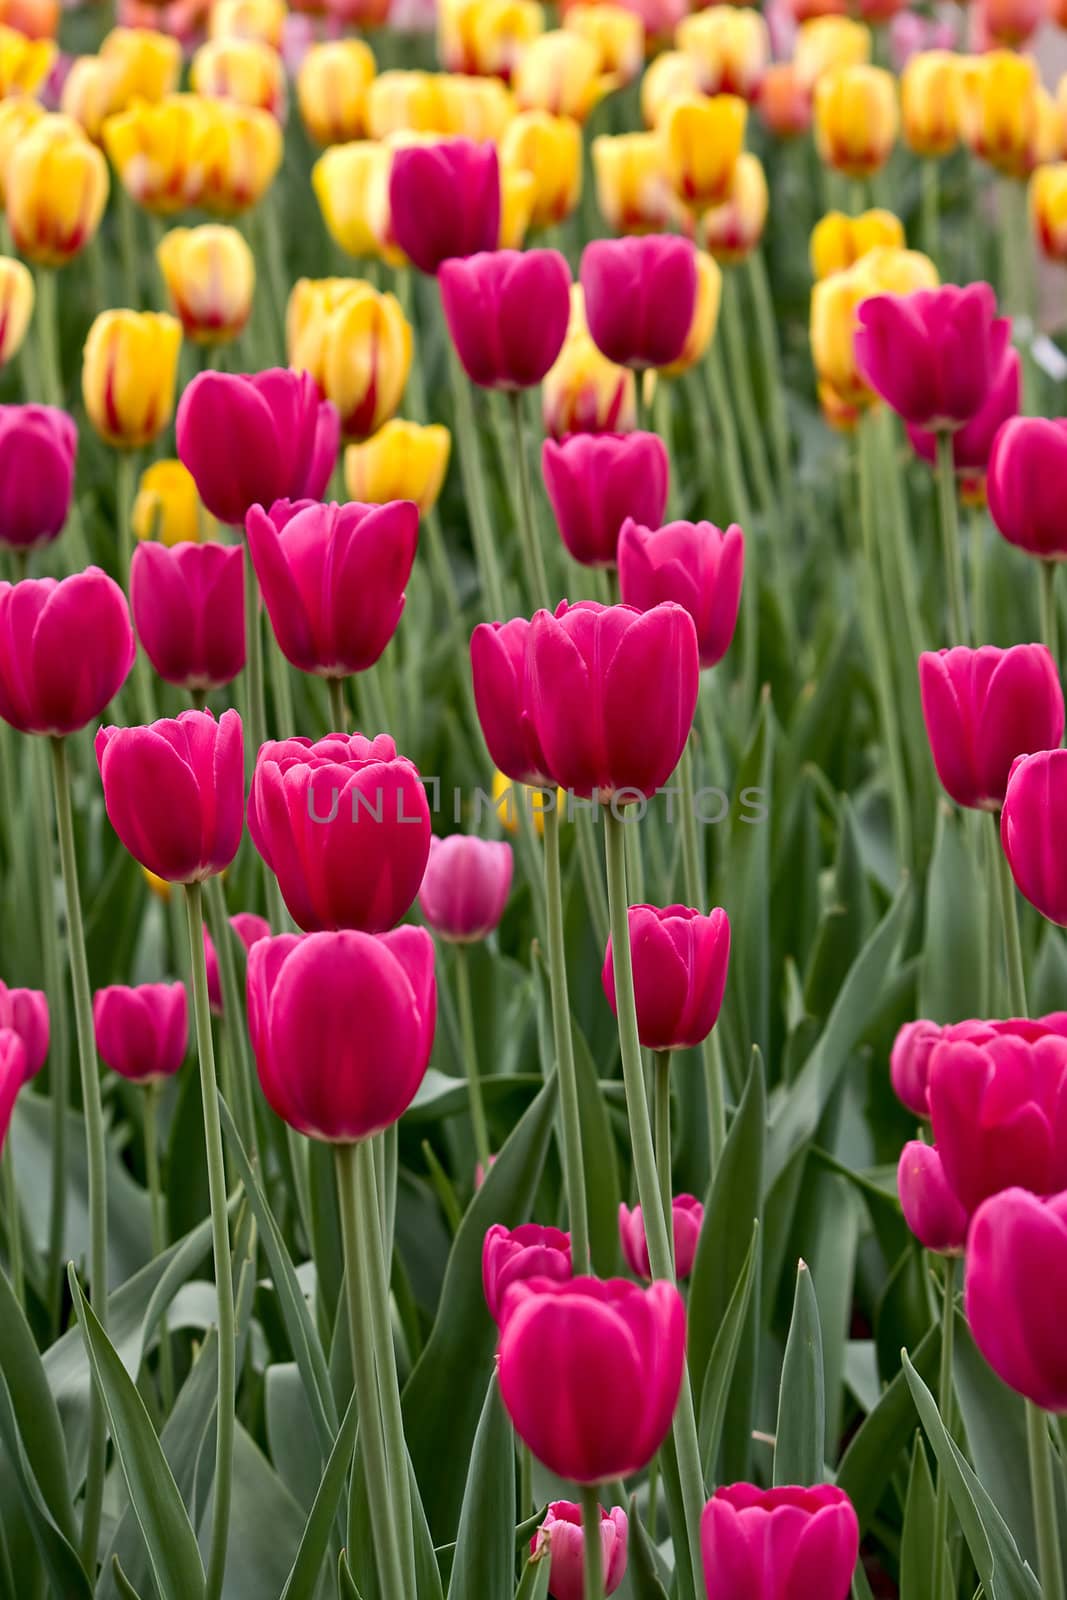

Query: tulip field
[{"left": 6, "top": 2, "right": 1067, "bottom": 1599}]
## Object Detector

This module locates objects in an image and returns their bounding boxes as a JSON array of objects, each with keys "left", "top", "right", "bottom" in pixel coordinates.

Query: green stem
[
  {"left": 677, "top": 738, "right": 725, "bottom": 1168},
  {"left": 519, "top": 1443, "right": 533, "bottom": 1518},
  {"left": 1041, "top": 562, "right": 1059, "bottom": 666},
  {"left": 931, "top": 1254, "right": 956, "bottom": 1600},
  {"left": 970, "top": 508, "right": 989, "bottom": 650},
  {"left": 509, "top": 390, "right": 552, "bottom": 607},
  {"left": 266, "top": 633, "right": 295, "bottom": 740},
  {"left": 33, "top": 737, "right": 69, "bottom": 1337},
  {"left": 983, "top": 811, "right": 1004, "bottom": 1016},
  {"left": 995, "top": 821, "right": 1028, "bottom": 1017},
  {"left": 580, "top": 1484, "right": 603, "bottom": 1600},
  {"left": 935, "top": 431, "right": 969, "bottom": 646},
  {"left": 117, "top": 186, "right": 140, "bottom": 308},
  {"left": 327, "top": 676, "right": 347, "bottom": 731},
  {"left": 143, "top": 1084, "right": 174, "bottom": 1411},
  {"left": 34, "top": 268, "right": 63, "bottom": 409},
  {"left": 117, "top": 450, "right": 156, "bottom": 726},
  {"left": 446, "top": 339, "right": 507, "bottom": 619},
  {"left": 1028, "top": 1401, "right": 1066, "bottom": 1600},
  {"left": 183, "top": 881, "right": 235, "bottom": 1600},
  {"left": 543, "top": 798, "right": 591, "bottom": 1276},
  {"left": 453, "top": 944, "right": 491, "bottom": 1173},
  {"left": 654, "top": 1052, "right": 673, "bottom": 1270},
  {"left": 745, "top": 252, "right": 794, "bottom": 506},
  {"left": 50, "top": 736, "right": 108, "bottom": 1570},
  {"left": 654, "top": 381, "right": 679, "bottom": 522},
  {"left": 705, "top": 342, "right": 756, "bottom": 711},
  {"left": 2, "top": 1148, "right": 22, "bottom": 1309},
  {"left": 243, "top": 541, "right": 267, "bottom": 776},
  {"left": 920, "top": 159, "right": 940, "bottom": 264},
  {"left": 204, "top": 875, "right": 259, "bottom": 1160}
]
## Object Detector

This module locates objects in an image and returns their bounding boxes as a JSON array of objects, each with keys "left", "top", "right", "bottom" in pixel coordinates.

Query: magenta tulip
[
  {"left": 469, "top": 617, "right": 553, "bottom": 787},
  {"left": 987, "top": 417, "right": 1067, "bottom": 561},
  {"left": 95, "top": 708, "right": 244, "bottom": 883},
  {"left": 204, "top": 911, "right": 271, "bottom": 1013},
  {"left": 92, "top": 982, "right": 188, "bottom": 1083},
  {"left": 602, "top": 904, "right": 729, "bottom": 1051},
  {"left": 966, "top": 1187, "right": 1067, "bottom": 1410},
  {"left": 247, "top": 732, "right": 431, "bottom": 932},
  {"left": 245, "top": 499, "right": 418, "bottom": 678},
  {"left": 418, "top": 834, "right": 513, "bottom": 942},
  {"left": 532, "top": 1502, "right": 629, "bottom": 1600},
  {"left": 918, "top": 644, "right": 1063, "bottom": 811},
  {"left": 854, "top": 282, "right": 1011, "bottom": 429},
  {"left": 246, "top": 926, "right": 436, "bottom": 1140},
  {"left": 482, "top": 1222, "right": 572, "bottom": 1325},
  {"left": 700, "top": 1484, "right": 860, "bottom": 1600},
  {"left": 440, "top": 249, "right": 572, "bottom": 389},
  {"left": 579, "top": 236, "right": 698, "bottom": 370},
  {"left": 898, "top": 1140, "right": 968, "bottom": 1254},
  {"left": 496, "top": 1275, "right": 686, "bottom": 1483},
  {"left": 526, "top": 600, "right": 699, "bottom": 801},
  {"left": 0, "top": 982, "right": 48, "bottom": 1079},
  {"left": 619, "top": 1195, "right": 704, "bottom": 1280},
  {"left": 542, "top": 432, "right": 668, "bottom": 569},
  {"left": 1002, "top": 749, "right": 1067, "bottom": 925},
  {"left": 389, "top": 138, "right": 501, "bottom": 276},
  {"left": 618, "top": 518, "right": 745, "bottom": 668},
  {"left": 130, "top": 541, "right": 245, "bottom": 691},
  {"left": 0, "top": 1030, "right": 26, "bottom": 1156},
  {"left": 891, "top": 1015, "right": 1067, "bottom": 1116},
  {"left": 906, "top": 346, "right": 1020, "bottom": 484},
  {"left": 176, "top": 368, "right": 339, "bottom": 527},
  {"left": 0, "top": 569, "right": 134, "bottom": 735},
  {"left": 0, "top": 406, "right": 77, "bottom": 550}
]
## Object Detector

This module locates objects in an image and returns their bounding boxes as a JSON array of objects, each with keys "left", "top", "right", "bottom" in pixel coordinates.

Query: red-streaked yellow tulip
[
  {"left": 209, "top": 0, "right": 287, "bottom": 47},
  {"left": 191, "top": 36, "right": 286, "bottom": 118},
  {"left": 7, "top": 114, "right": 108, "bottom": 265},
  {"left": 809, "top": 207, "right": 904, "bottom": 279},
  {"left": 132, "top": 458, "right": 216, "bottom": 544},
  {"left": 287, "top": 277, "right": 413, "bottom": 439},
  {"left": 297, "top": 39, "right": 376, "bottom": 145},
  {"left": 0, "top": 254, "right": 32, "bottom": 367},
  {"left": 345, "top": 419, "right": 451, "bottom": 513},
  {"left": 199, "top": 98, "right": 283, "bottom": 213},
  {"left": 676, "top": 6, "right": 769, "bottom": 101},
  {"left": 82, "top": 309, "right": 182, "bottom": 448},
  {"left": 901, "top": 49, "right": 964, "bottom": 158},
  {"left": 661, "top": 92, "right": 747, "bottom": 210},
  {"left": 593, "top": 130, "right": 677, "bottom": 232},
  {"left": 814, "top": 63, "right": 897, "bottom": 178},
  {"left": 699, "top": 150, "right": 768, "bottom": 264},
  {"left": 513, "top": 29, "right": 614, "bottom": 121},
  {"left": 564, "top": 4, "right": 644, "bottom": 83},
  {"left": 500, "top": 109, "right": 582, "bottom": 226},
  {"left": 103, "top": 94, "right": 213, "bottom": 214},
  {"left": 438, "top": 0, "right": 543, "bottom": 79},
  {"left": 0, "top": 22, "right": 54, "bottom": 97},
  {"left": 156, "top": 223, "right": 255, "bottom": 343},
  {"left": 1030, "top": 163, "right": 1067, "bottom": 262},
  {"left": 542, "top": 285, "right": 636, "bottom": 436}
]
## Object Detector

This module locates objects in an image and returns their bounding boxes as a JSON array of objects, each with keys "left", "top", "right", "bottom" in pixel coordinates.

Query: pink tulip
[
  {"left": 0, "top": 982, "right": 48, "bottom": 1079},
  {"left": 440, "top": 250, "right": 572, "bottom": 390},
  {"left": 204, "top": 911, "right": 272, "bottom": 1013},
  {"left": 0, "top": 569, "right": 134, "bottom": 736},
  {"left": 176, "top": 368, "right": 339, "bottom": 527},
  {"left": 247, "top": 732, "right": 431, "bottom": 932},
  {"left": 246, "top": 926, "right": 436, "bottom": 1140},
  {"left": 897, "top": 1140, "right": 968, "bottom": 1254},
  {"left": 700, "top": 1484, "right": 860, "bottom": 1600},
  {"left": 618, "top": 518, "right": 745, "bottom": 669},
  {"left": 1002, "top": 749, "right": 1067, "bottom": 925},
  {"left": 245, "top": 499, "right": 418, "bottom": 678},
  {"left": 891, "top": 1014, "right": 1067, "bottom": 1117},
  {"left": 92, "top": 982, "right": 188, "bottom": 1083},
  {"left": 418, "top": 834, "right": 513, "bottom": 942},
  {"left": 988, "top": 417, "right": 1067, "bottom": 561},
  {"left": 469, "top": 617, "right": 554, "bottom": 788},
  {"left": 526, "top": 600, "right": 699, "bottom": 801},
  {"left": 855, "top": 283, "right": 1011, "bottom": 429},
  {"left": 0, "top": 406, "right": 77, "bottom": 550},
  {"left": 482, "top": 1221, "right": 572, "bottom": 1325},
  {"left": 95, "top": 708, "right": 244, "bottom": 883},
  {"left": 0, "top": 1030, "right": 26, "bottom": 1156},
  {"left": 580, "top": 236, "right": 698, "bottom": 370},
  {"left": 918, "top": 645, "right": 1063, "bottom": 811},
  {"left": 389, "top": 138, "right": 501, "bottom": 276},
  {"left": 966, "top": 1187, "right": 1067, "bottom": 1410},
  {"left": 602, "top": 904, "right": 730, "bottom": 1050},
  {"left": 532, "top": 1502, "right": 629, "bottom": 1600},
  {"left": 496, "top": 1275, "right": 686, "bottom": 1482},
  {"left": 542, "top": 432, "right": 669, "bottom": 569},
  {"left": 130, "top": 541, "right": 245, "bottom": 691},
  {"left": 619, "top": 1194, "right": 704, "bottom": 1280},
  {"left": 906, "top": 347, "right": 1020, "bottom": 486}
]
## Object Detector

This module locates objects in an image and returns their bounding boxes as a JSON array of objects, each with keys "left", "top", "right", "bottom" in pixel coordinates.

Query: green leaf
[
  {"left": 698, "top": 1220, "right": 759, "bottom": 1484},
  {"left": 774, "top": 1259, "right": 825, "bottom": 1486},
  {"left": 219, "top": 1425, "right": 308, "bottom": 1600},
  {"left": 717, "top": 696, "right": 774, "bottom": 1065},
  {"left": 339, "top": 1551, "right": 365, "bottom": 1599},
  {"left": 67, "top": 1269, "right": 205, "bottom": 1600},
  {"left": 513, "top": 1549, "right": 552, "bottom": 1600},
  {"left": 899, "top": 1433, "right": 937, "bottom": 1600},
  {"left": 803, "top": 802, "right": 874, "bottom": 1021},
  {"left": 952, "top": 1313, "right": 1036, "bottom": 1567},
  {"left": 111, "top": 1557, "right": 146, "bottom": 1600},
  {"left": 266, "top": 1364, "right": 325, "bottom": 1512},
  {"left": 919, "top": 806, "right": 986, "bottom": 1021},
  {"left": 626, "top": 1495, "right": 670, "bottom": 1599},
  {"left": 447, "top": 1374, "right": 516, "bottom": 1600},
  {"left": 837, "top": 1323, "right": 939, "bottom": 1533},
  {"left": 0, "top": 1263, "right": 77, "bottom": 1544},
  {"left": 280, "top": 1387, "right": 358, "bottom": 1600},
  {"left": 0, "top": 1374, "right": 92, "bottom": 1600}
]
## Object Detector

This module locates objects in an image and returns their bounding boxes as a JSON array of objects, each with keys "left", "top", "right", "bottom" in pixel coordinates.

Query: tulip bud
[
  {"left": 81, "top": 310, "right": 182, "bottom": 450},
  {"left": 757, "top": 62, "right": 812, "bottom": 139},
  {"left": 203, "top": 911, "right": 272, "bottom": 1012},
  {"left": 6, "top": 114, "right": 108, "bottom": 266},
  {"left": 661, "top": 92, "right": 748, "bottom": 211},
  {"left": 564, "top": 4, "right": 643, "bottom": 83},
  {"left": 389, "top": 136, "right": 500, "bottom": 275},
  {"left": 810, "top": 208, "right": 904, "bottom": 280},
  {"left": 514, "top": 29, "right": 613, "bottom": 122},
  {"left": 0, "top": 405, "right": 75, "bottom": 551},
  {"left": 501, "top": 111, "right": 582, "bottom": 228},
  {"left": 93, "top": 982, "right": 188, "bottom": 1084},
  {"left": 191, "top": 37, "right": 286, "bottom": 118},
  {"left": 966, "top": 1187, "right": 1067, "bottom": 1410},
  {"left": 156, "top": 224, "right": 254, "bottom": 345},
  {"left": 542, "top": 319, "right": 636, "bottom": 437},
  {"left": 988, "top": 417, "right": 1067, "bottom": 561},
  {"left": 856, "top": 281, "right": 1010, "bottom": 430},
  {"left": 1001, "top": 749, "right": 1067, "bottom": 925},
  {"left": 418, "top": 834, "right": 513, "bottom": 941},
  {"left": 210, "top": 0, "right": 286, "bottom": 47},
  {"left": 345, "top": 419, "right": 450, "bottom": 515},
  {"left": 297, "top": 39, "right": 376, "bottom": 146},
  {"left": 620, "top": 1194, "right": 704, "bottom": 1279},
  {"left": 482, "top": 1222, "right": 572, "bottom": 1324},
  {"left": 901, "top": 49, "right": 964, "bottom": 157},
  {"left": 677, "top": 6, "right": 769, "bottom": 100},
  {"left": 699, "top": 152, "right": 768, "bottom": 265},
  {"left": 130, "top": 541, "right": 245, "bottom": 691},
  {"left": 0, "top": 569, "right": 134, "bottom": 734},
  {"left": 200, "top": 100, "right": 283, "bottom": 214},
  {"left": 0, "top": 22, "right": 54, "bottom": 97},
  {"left": 441, "top": 248, "right": 572, "bottom": 390},
  {"left": 532, "top": 1502, "right": 629, "bottom": 1600},
  {"left": 602, "top": 902, "right": 729, "bottom": 1046},
  {"left": 701, "top": 1485, "right": 860, "bottom": 1600},
  {"left": 103, "top": 95, "right": 212, "bottom": 215},
  {"left": 897, "top": 1139, "right": 970, "bottom": 1254},
  {"left": 581, "top": 233, "right": 698, "bottom": 370},
  {"left": 619, "top": 516, "right": 743, "bottom": 667},
  {"left": 814, "top": 63, "right": 897, "bottom": 177},
  {"left": 0, "top": 97, "right": 43, "bottom": 203},
  {"left": 542, "top": 430, "right": 668, "bottom": 568},
  {"left": 100, "top": 25, "right": 181, "bottom": 103},
  {"left": 0, "top": 982, "right": 48, "bottom": 1081},
  {"left": 287, "top": 277, "right": 412, "bottom": 440},
  {"left": 0, "top": 1030, "right": 26, "bottom": 1155},
  {"left": 132, "top": 458, "right": 214, "bottom": 546},
  {"left": 439, "top": 0, "right": 544, "bottom": 77},
  {"left": 592, "top": 131, "right": 677, "bottom": 233},
  {"left": 795, "top": 16, "right": 871, "bottom": 91},
  {"left": 471, "top": 618, "right": 555, "bottom": 788},
  {"left": 312, "top": 140, "right": 393, "bottom": 260},
  {"left": 962, "top": 50, "right": 1056, "bottom": 181}
]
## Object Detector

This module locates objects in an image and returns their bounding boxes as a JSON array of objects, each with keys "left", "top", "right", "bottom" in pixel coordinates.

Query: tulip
[
  {"left": 907, "top": 345, "right": 1019, "bottom": 504},
  {"left": 661, "top": 249, "right": 723, "bottom": 377},
  {"left": 757, "top": 62, "right": 813, "bottom": 139},
  {"left": 981, "top": 0, "right": 1044, "bottom": 47},
  {"left": 345, "top": 420, "right": 451, "bottom": 516},
  {"left": 100, "top": 25, "right": 181, "bottom": 103},
  {"left": 177, "top": 368, "right": 338, "bottom": 527},
  {"left": 532, "top": 1502, "right": 629, "bottom": 1599},
  {"left": 0, "top": 569, "right": 134, "bottom": 734},
  {"left": 542, "top": 431, "right": 668, "bottom": 568},
  {"left": 514, "top": 30, "right": 613, "bottom": 122},
  {"left": 247, "top": 926, "right": 436, "bottom": 1141},
  {"left": 962, "top": 50, "right": 1054, "bottom": 181},
  {"left": 191, "top": 37, "right": 286, "bottom": 118},
  {"left": 641, "top": 51, "right": 701, "bottom": 129},
  {"left": 499, "top": 166, "right": 536, "bottom": 249},
  {"left": 602, "top": 902, "right": 729, "bottom": 1047},
  {"left": 81, "top": 311, "right": 182, "bottom": 450},
  {"left": 440, "top": 249, "right": 572, "bottom": 390},
  {"left": 661, "top": 93, "right": 748, "bottom": 211},
  {"left": 898, "top": 1140, "right": 969, "bottom": 1254},
  {"left": 619, "top": 1194, "right": 704, "bottom": 1279},
  {"left": 103, "top": 95, "right": 212, "bottom": 215},
  {"left": 699, "top": 153, "right": 768, "bottom": 266},
  {"left": 436, "top": 75, "right": 515, "bottom": 141},
  {"left": 0, "top": 22, "right": 53, "bottom": 96},
  {"left": 618, "top": 517, "right": 743, "bottom": 668},
  {"left": 439, "top": 0, "right": 544, "bottom": 77},
  {"left": 501, "top": 111, "right": 582, "bottom": 228},
  {"left": 701, "top": 1485, "right": 860, "bottom": 1600},
  {"left": 0, "top": 0, "right": 56, "bottom": 36},
  {"left": 580, "top": 234, "right": 697, "bottom": 370},
  {"left": 483, "top": 1221, "right": 572, "bottom": 1324},
  {"left": 200, "top": 100, "right": 284, "bottom": 215},
  {"left": 988, "top": 418, "right": 1067, "bottom": 562},
  {"left": 418, "top": 834, "right": 513, "bottom": 942},
  {"left": 471, "top": 617, "right": 554, "bottom": 787},
  {"left": 132, "top": 459, "right": 214, "bottom": 546},
  {"left": 809, "top": 208, "right": 905, "bottom": 281},
  {"left": 297, "top": 39, "right": 376, "bottom": 146},
  {"left": 286, "top": 278, "right": 412, "bottom": 441},
  {"left": 901, "top": 49, "right": 965, "bottom": 157},
  {"left": 0, "top": 982, "right": 48, "bottom": 1079},
  {"left": 203, "top": 910, "right": 271, "bottom": 1012},
  {"left": 542, "top": 320, "right": 636, "bottom": 437},
  {"left": 96, "top": 708, "right": 244, "bottom": 882},
  {"left": 61, "top": 56, "right": 128, "bottom": 144},
  {"left": 93, "top": 982, "right": 188, "bottom": 1083},
  {"left": 0, "top": 405, "right": 75, "bottom": 551},
  {"left": 564, "top": 5, "right": 643, "bottom": 83},
  {"left": 888, "top": 1015, "right": 1067, "bottom": 1116},
  {"left": 491, "top": 768, "right": 565, "bottom": 836},
  {"left": 366, "top": 70, "right": 443, "bottom": 140},
  {"left": 0, "top": 1030, "right": 26, "bottom": 1156},
  {"left": 966, "top": 1187, "right": 1067, "bottom": 1410},
  {"left": 677, "top": 7, "right": 769, "bottom": 100},
  {"left": 6, "top": 114, "right": 108, "bottom": 266},
  {"left": 1031, "top": 165, "right": 1067, "bottom": 264},
  {"left": 0, "top": 97, "right": 43, "bottom": 203},
  {"left": 389, "top": 137, "right": 500, "bottom": 276},
  {"left": 795, "top": 16, "right": 871, "bottom": 91},
  {"left": 1001, "top": 749, "right": 1067, "bottom": 926},
  {"left": 210, "top": 0, "right": 286, "bottom": 46},
  {"left": 855, "top": 282, "right": 1010, "bottom": 430},
  {"left": 312, "top": 140, "right": 393, "bottom": 261},
  {"left": 592, "top": 131, "right": 677, "bottom": 234},
  {"left": 156, "top": 224, "right": 254, "bottom": 345},
  {"left": 130, "top": 541, "right": 245, "bottom": 691},
  {"left": 814, "top": 63, "right": 898, "bottom": 178}
]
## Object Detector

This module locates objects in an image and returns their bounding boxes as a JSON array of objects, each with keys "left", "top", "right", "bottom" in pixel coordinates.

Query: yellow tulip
[
  {"left": 676, "top": 6, "right": 769, "bottom": 101},
  {"left": 814, "top": 63, "right": 897, "bottom": 178},
  {"left": 438, "top": 0, "right": 544, "bottom": 78},
  {"left": 7, "top": 114, "right": 108, "bottom": 265},
  {"left": 500, "top": 110, "right": 582, "bottom": 226},
  {"left": 141, "top": 865, "right": 172, "bottom": 901},
  {"left": 82, "top": 310, "right": 182, "bottom": 449},
  {"left": 366, "top": 70, "right": 444, "bottom": 138},
  {"left": 288, "top": 277, "right": 413, "bottom": 440},
  {"left": 103, "top": 94, "right": 213, "bottom": 214},
  {"left": 514, "top": 29, "right": 614, "bottom": 122},
  {"left": 858, "top": 243, "right": 939, "bottom": 296},
  {"left": 191, "top": 37, "right": 285, "bottom": 118},
  {"left": 0, "top": 23, "right": 54, "bottom": 98},
  {"left": 491, "top": 767, "right": 563, "bottom": 835},
  {"left": 593, "top": 130, "right": 676, "bottom": 232},
  {"left": 199, "top": 98, "right": 283, "bottom": 213},
  {"left": 661, "top": 93, "right": 747, "bottom": 211},
  {"left": 210, "top": 0, "right": 287, "bottom": 48},
  {"left": 312, "top": 139, "right": 394, "bottom": 259},
  {"left": 0, "top": 95, "right": 41, "bottom": 200},
  {"left": 297, "top": 39, "right": 376, "bottom": 146},
  {"left": 500, "top": 164, "right": 536, "bottom": 245},
  {"left": 661, "top": 249, "right": 722, "bottom": 375},
  {"left": 543, "top": 286, "right": 636, "bottom": 437},
  {"left": 795, "top": 16, "right": 870, "bottom": 92},
  {"left": 156, "top": 224, "right": 254, "bottom": 343},
  {"left": 436, "top": 73, "right": 514, "bottom": 139},
  {"left": 100, "top": 26, "right": 181, "bottom": 103},
  {"left": 0, "top": 254, "right": 32, "bottom": 367},
  {"left": 132, "top": 458, "right": 215, "bottom": 544},
  {"left": 62, "top": 56, "right": 130, "bottom": 144},
  {"left": 809, "top": 207, "right": 904, "bottom": 280},
  {"left": 344, "top": 419, "right": 451, "bottom": 513},
  {"left": 963, "top": 53, "right": 1058, "bottom": 180},
  {"left": 641, "top": 50, "right": 701, "bottom": 128},
  {"left": 901, "top": 49, "right": 964, "bottom": 158},
  {"left": 1031, "top": 162, "right": 1067, "bottom": 262},
  {"left": 563, "top": 4, "right": 644, "bottom": 83},
  {"left": 811, "top": 246, "right": 939, "bottom": 415},
  {"left": 699, "top": 151, "right": 768, "bottom": 264}
]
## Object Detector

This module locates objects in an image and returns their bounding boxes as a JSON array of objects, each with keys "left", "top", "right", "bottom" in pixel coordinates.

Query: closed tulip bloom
[
  {"left": 0, "top": 97, "right": 43, "bottom": 203},
  {"left": 365, "top": 70, "right": 442, "bottom": 139},
  {"left": 514, "top": 30, "right": 613, "bottom": 122},
  {"left": 962, "top": 51, "right": 1052, "bottom": 181},
  {"left": 757, "top": 63, "right": 812, "bottom": 139},
  {"left": 887, "top": 1015, "right": 1067, "bottom": 1116},
  {"left": 210, "top": 0, "right": 286, "bottom": 46},
  {"left": 436, "top": 75, "right": 516, "bottom": 142},
  {"left": 618, "top": 518, "right": 743, "bottom": 668},
  {"left": 907, "top": 346, "right": 1020, "bottom": 496},
  {"left": 203, "top": 910, "right": 271, "bottom": 1012},
  {"left": 499, "top": 166, "right": 536, "bottom": 249},
  {"left": 810, "top": 207, "right": 904, "bottom": 280},
  {"left": 661, "top": 93, "right": 748, "bottom": 211},
  {"left": 543, "top": 322, "right": 636, "bottom": 437},
  {"left": 543, "top": 431, "right": 668, "bottom": 568},
  {"left": 699, "top": 154, "right": 768, "bottom": 266},
  {"left": 0, "top": 1031, "right": 26, "bottom": 1155},
  {"left": 130, "top": 541, "right": 245, "bottom": 690},
  {"left": 981, "top": 0, "right": 1044, "bottom": 47},
  {"left": 82, "top": 311, "right": 182, "bottom": 450},
  {"left": 6, "top": 114, "right": 108, "bottom": 266},
  {"left": 1002, "top": 749, "right": 1067, "bottom": 925},
  {"left": 200, "top": 100, "right": 284, "bottom": 215},
  {"left": 988, "top": 418, "right": 1067, "bottom": 561},
  {"left": 602, "top": 902, "right": 729, "bottom": 1047},
  {"left": 440, "top": 249, "right": 571, "bottom": 390},
  {"left": 795, "top": 16, "right": 871, "bottom": 92},
  {"left": 439, "top": 0, "right": 544, "bottom": 77},
  {"left": 0, "top": 405, "right": 75, "bottom": 551},
  {"left": 501, "top": 112, "right": 582, "bottom": 228},
  {"left": 497, "top": 1275, "right": 686, "bottom": 1481},
  {"left": 418, "top": 834, "right": 513, "bottom": 941},
  {"left": 93, "top": 982, "right": 187, "bottom": 1083},
  {"left": 132, "top": 459, "right": 214, "bottom": 545},
  {"left": 581, "top": 234, "right": 697, "bottom": 371},
  {"left": 661, "top": 249, "right": 722, "bottom": 377},
  {"left": 641, "top": 51, "right": 702, "bottom": 128},
  {"left": 677, "top": 7, "right": 768, "bottom": 100},
  {"left": 966, "top": 1187, "right": 1067, "bottom": 1410},
  {"left": 0, "top": 23, "right": 53, "bottom": 96},
  {"left": 620, "top": 1194, "right": 704, "bottom": 1279},
  {"left": 0, "top": 981, "right": 48, "bottom": 1079},
  {"left": 814, "top": 64, "right": 897, "bottom": 178},
  {"left": 100, "top": 25, "right": 181, "bottom": 103},
  {"left": 701, "top": 1485, "right": 860, "bottom": 1600},
  {"left": 96, "top": 708, "right": 244, "bottom": 882},
  {"left": 898, "top": 1140, "right": 969, "bottom": 1254},
  {"left": 156, "top": 224, "right": 254, "bottom": 344},
  {"left": 564, "top": 5, "right": 643, "bottom": 83},
  {"left": 902, "top": 49, "right": 964, "bottom": 157},
  {"left": 483, "top": 1222, "right": 572, "bottom": 1324},
  {"left": 287, "top": 277, "right": 412, "bottom": 441},
  {"left": 592, "top": 131, "right": 677, "bottom": 234},
  {"left": 61, "top": 56, "right": 127, "bottom": 145},
  {"left": 0, "top": 257, "right": 31, "bottom": 368},
  {"left": 855, "top": 282, "right": 1009, "bottom": 430},
  {"left": 247, "top": 926, "right": 436, "bottom": 1141},
  {"left": 312, "top": 141, "right": 394, "bottom": 262},
  {"left": 389, "top": 137, "right": 500, "bottom": 276},
  {"left": 345, "top": 420, "right": 450, "bottom": 515},
  {"left": 177, "top": 368, "right": 337, "bottom": 527},
  {"left": 103, "top": 95, "right": 213, "bottom": 215},
  {"left": 191, "top": 37, "right": 286, "bottom": 118},
  {"left": 532, "top": 1502, "right": 629, "bottom": 1600},
  {"left": 470, "top": 616, "right": 554, "bottom": 786},
  {"left": 0, "top": 569, "right": 134, "bottom": 734},
  {"left": 297, "top": 40, "right": 375, "bottom": 146},
  {"left": 1031, "top": 165, "right": 1067, "bottom": 264}
]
